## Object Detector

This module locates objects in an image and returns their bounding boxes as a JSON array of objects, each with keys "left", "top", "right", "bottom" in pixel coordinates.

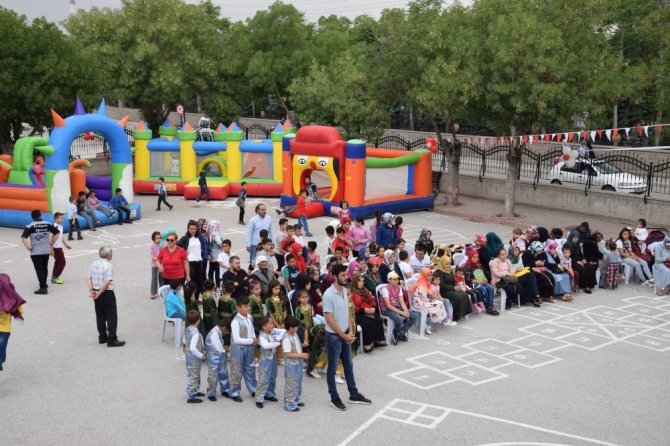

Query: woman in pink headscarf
[{"left": 410, "top": 268, "right": 448, "bottom": 334}]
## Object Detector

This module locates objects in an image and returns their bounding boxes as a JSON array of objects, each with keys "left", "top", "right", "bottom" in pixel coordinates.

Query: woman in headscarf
[
  {"left": 434, "top": 254, "right": 472, "bottom": 320},
  {"left": 653, "top": 236, "right": 670, "bottom": 295},
  {"left": 410, "top": 268, "right": 449, "bottom": 335},
  {"left": 544, "top": 241, "right": 573, "bottom": 301},
  {"left": 486, "top": 232, "right": 505, "bottom": 261},
  {"left": 364, "top": 260, "right": 383, "bottom": 294},
  {"left": 526, "top": 226, "right": 540, "bottom": 244},
  {"left": 509, "top": 245, "right": 541, "bottom": 307},
  {"left": 416, "top": 229, "right": 435, "bottom": 257},
  {"left": 351, "top": 273, "right": 387, "bottom": 352},
  {"left": 566, "top": 230, "right": 598, "bottom": 293},
  {"left": 461, "top": 250, "right": 498, "bottom": 315},
  {"left": 522, "top": 241, "right": 555, "bottom": 304},
  {"left": 0, "top": 273, "right": 25, "bottom": 371},
  {"left": 207, "top": 219, "right": 223, "bottom": 289},
  {"left": 290, "top": 242, "right": 307, "bottom": 274},
  {"left": 379, "top": 249, "right": 402, "bottom": 284},
  {"left": 376, "top": 212, "right": 398, "bottom": 249}
]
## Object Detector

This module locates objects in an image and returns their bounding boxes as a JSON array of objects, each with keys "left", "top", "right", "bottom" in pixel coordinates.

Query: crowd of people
[{"left": 3, "top": 200, "right": 670, "bottom": 411}]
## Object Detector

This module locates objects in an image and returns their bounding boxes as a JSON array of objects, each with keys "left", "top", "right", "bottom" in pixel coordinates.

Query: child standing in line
[
  {"left": 236, "top": 181, "right": 247, "bottom": 225},
  {"left": 183, "top": 281, "right": 201, "bottom": 327},
  {"left": 248, "top": 280, "right": 264, "bottom": 333},
  {"left": 275, "top": 218, "right": 289, "bottom": 268},
  {"left": 256, "top": 316, "right": 286, "bottom": 408},
  {"left": 149, "top": 231, "right": 162, "bottom": 298},
  {"left": 266, "top": 280, "right": 286, "bottom": 364},
  {"left": 166, "top": 279, "right": 186, "bottom": 320},
  {"left": 325, "top": 225, "right": 335, "bottom": 255},
  {"left": 217, "top": 280, "right": 236, "bottom": 349},
  {"left": 201, "top": 279, "right": 217, "bottom": 333},
  {"left": 604, "top": 241, "right": 622, "bottom": 289},
  {"left": 635, "top": 218, "right": 648, "bottom": 253},
  {"left": 282, "top": 315, "right": 308, "bottom": 412},
  {"left": 184, "top": 310, "right": 205, "bottom": 404},
  {"left": 229, "top": 296, "right": 258, "bottom": 403},
  {"left": 50, "top": 212, "right": 71, "bottom": 285},
  {"left": 67, "top": 195, "right": 83, "bottom": 241},
  {"left": 217, "top": 239, "right": 232, "bottom": 279},
  {"left": 205, "top": 319, "right": 231, "bottom": 401},
  {"left": 156, "top": 176, "right": 173, "bottom": 211},
  {"left": 294, "top": 289, "right": 320, "bottom": 379}
]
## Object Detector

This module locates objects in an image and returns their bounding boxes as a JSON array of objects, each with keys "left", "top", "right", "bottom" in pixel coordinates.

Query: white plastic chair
[
  {"left": 356, "top": 325, "right": 363, "bottom": 354},
  {"left": 159, "top": 284, "right": 184, "bottom": 348},
  {"left": 452, "top": 252, "right": 465, "bottom": 268},
  {"left": 405, "top": 278, "right": 429, "bottom": 336},
  {"left": 489, "top": 260, "right": 519, "bottom": 312},
  {"left": 287, "top": 290, "right": 295, "bottom": 315},
  {"left": 375, "top": 284, "right": 396, "bottom": 345}
]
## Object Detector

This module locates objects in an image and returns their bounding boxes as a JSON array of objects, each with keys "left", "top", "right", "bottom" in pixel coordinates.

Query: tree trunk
[
  {"left": 503, "top": 126, "right": 521, "bottom": 218},
  {"left": 196, "top": 94, "right": 202, "bottom": 114},
  {"left": 431, "top": 116, "right": 460, "bottom": 206},
  {"left": 274, "top": 85, "right": 296, "bottom": 123},
  {"left": 613, "top": 104, "right": 619, "bottom": 146},
  {"left": 655, "top": 109, "right": 663, "bottom": 146}
]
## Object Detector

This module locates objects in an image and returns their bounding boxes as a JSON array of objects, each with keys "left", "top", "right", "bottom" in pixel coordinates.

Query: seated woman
[
  {"left": 434, "top": 255, "right": 472, "bottom": 320},
  {"left": 565, "top": 231, "right": 597, "bottom": 293},
  {"left": 461, "top": 250, "right": 498, "bottom": 315},
  {"left": 350, "top": 273, "right": 387, "bottom": 352},
  {"left": 615, "top": 228, "right": 653, "bottom": 285},
  {"left": 411, "top": 268, "right": 449, "bottom": 335},
  {"left": 653, "top": 237, "right": 670, "bottom": 295},
  {"left": 508, "top": 245, "right": 541, "bottom": 307},
  {"left": 364, "top": 261, "right": 383, "bottom": 294},
  {"left": 489, "top": 247, "right": 521, "bottom": 310},
  {"left": 544, "top": 242, "right": 573, "bottom": 301},
  {"left": 379, "top": 250, "right": 403, "bottom": 284},
  {"left": 522, "top": 242, "right": 555, "bottom": 304}
]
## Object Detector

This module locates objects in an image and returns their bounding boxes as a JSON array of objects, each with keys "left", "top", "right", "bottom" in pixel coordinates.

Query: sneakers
[
  {"left": 330, "top": 397, "right": 347, "bottom": 411},
  {"left": 349, "top": 393, "right": 372, "bottom": 405},
  {"left": 275, "top": 208, "right": 284, "bottom": 215},
  {"left": 561, "top": 294, "right": 573, "bottom": 301},
  {"left": 309, "top": 369, "right": 321, "bottom": 379},
  {"left": 51, "top": 277, "right": 64, "bottom": 284},
  {"left": 486, "top": 307, "right": 500, "bottom": 316},
  {"left": 443, "top": 320, "right": 457, "bottom": 327},
  {"left": 335, "top": 374, "right": 345, "bottom": 384},
  {"left": 34, "top": 288, "right": 48, "bottom": 295},
  {"left": 305, "top": 233, "right": 314, "bottom": 237},
  {"left": 187, "top": 398, "right": 203, "bottom": 404},
  {"left": 425, "top": 327, "right": 432, "bottom": 335}
]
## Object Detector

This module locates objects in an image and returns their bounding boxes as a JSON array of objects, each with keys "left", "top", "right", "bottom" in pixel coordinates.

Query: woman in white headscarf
[
  {"left": 376, "top": 212, "right": 398, "bottom": 249},
  {"left": 379, "top": 249, "right": 402, "bottom": 284},
  {"left": 207, "top": 220, "right": 223, "bottom": 288}
]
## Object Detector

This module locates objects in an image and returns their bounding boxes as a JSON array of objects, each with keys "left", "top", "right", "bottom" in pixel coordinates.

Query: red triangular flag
[
  {"left": 657, "top": 125, "right": 663, "bottom": 135},
  {"left": 567, "top": 133, "right": 575, "bottom": 142},
  {"left": 581, "top": 131, "right": 587, "bottom": 140},
  {"left": 612, "top": 129, "right": 619, "bottom": 137},
  {"left": 635, "top": 125, "right": 643, "bottom": 137},
  {"left": 556, "top": 133, "right": 563, "bottom": 142},
  {"left": 533, "top": 135, "right": 539, "bottom": 143},
  {"left": 544, "top": 134, "right": 550, "bottom": 142},
  {"left": 523, "top": 135, "right": 529, "bottom": 144},
  {"left": 597, "top": 130, "right": 603, "bottom": 139}
]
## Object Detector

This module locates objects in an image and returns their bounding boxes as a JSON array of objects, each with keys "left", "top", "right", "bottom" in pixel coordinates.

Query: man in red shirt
[{"left": 156, "top": 235, "right": 190, "bottom": 285}]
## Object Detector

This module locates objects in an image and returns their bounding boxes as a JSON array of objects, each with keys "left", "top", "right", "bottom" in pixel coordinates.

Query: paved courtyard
[{"left": 1, "top": 194, "right": 668, "bottom": 446}]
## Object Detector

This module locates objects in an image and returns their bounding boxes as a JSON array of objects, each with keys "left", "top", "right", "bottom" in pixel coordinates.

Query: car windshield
[{"left": 594, "top": 161, "right": 623, "bottom": 174}]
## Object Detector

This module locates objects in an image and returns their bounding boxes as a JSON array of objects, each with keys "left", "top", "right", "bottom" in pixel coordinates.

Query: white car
[{"left": 549, "top": 158, "right": 647, "bottom": 193}]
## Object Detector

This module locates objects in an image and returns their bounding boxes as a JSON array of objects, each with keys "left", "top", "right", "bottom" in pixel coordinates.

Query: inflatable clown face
[{"left": 292, "top": 155, "right": 339, "bottom": 202}]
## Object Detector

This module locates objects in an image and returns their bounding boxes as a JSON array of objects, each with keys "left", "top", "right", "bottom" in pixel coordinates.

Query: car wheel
[
  {"left": 602, "top": 185, "right": 616, "bottom": 192},
  {"left": 550, "top": 179, "right": 562, "bottom": 185}
]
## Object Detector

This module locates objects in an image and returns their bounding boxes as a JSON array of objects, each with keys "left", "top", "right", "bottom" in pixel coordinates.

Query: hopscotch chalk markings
[{"left": 391, "top": 297, "right": 670, "bottom": 389}]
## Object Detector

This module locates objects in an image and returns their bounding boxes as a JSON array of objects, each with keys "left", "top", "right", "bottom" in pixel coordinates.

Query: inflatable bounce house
[
  {"left": 133, "top": 121, "right": 294, "bottom": 199},
  {"left": 0, "top": 97, "right": 140, "bottom": 229},
  {"left": 279, "top": 126, "right": 435, "bottom": 218}
]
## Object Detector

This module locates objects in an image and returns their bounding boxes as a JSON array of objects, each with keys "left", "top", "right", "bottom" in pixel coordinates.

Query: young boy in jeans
[
  {"left": 156, "top": 177, "right": 173, "bottom": 211},
  {"left": 67, "top": 195, "right": 83, "bottom": 241},
  {"left": 237, "top": 181, "right": 247, "bottom": 225},
  {"left": 109, "top": 188, "right": 132, "bottom": 225}
]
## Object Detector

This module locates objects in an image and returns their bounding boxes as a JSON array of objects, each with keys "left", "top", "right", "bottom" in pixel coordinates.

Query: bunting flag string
[{"left": 464, "top": 123, "right": 670, "bottom": 146}]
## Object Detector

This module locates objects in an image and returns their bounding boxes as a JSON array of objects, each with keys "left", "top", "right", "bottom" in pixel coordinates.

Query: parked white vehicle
[{"left": 549, "top": 158, "right": 647, "bottom": 193}]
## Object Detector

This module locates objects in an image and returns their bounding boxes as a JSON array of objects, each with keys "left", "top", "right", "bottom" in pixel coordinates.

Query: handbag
[{"left": 501, "top": 275, "right": 518, "bottom": 284}]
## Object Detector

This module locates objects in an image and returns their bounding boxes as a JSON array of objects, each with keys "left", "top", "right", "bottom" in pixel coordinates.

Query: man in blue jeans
[{"left": 323, "top": 263, "right": 371, "bottom": 411}]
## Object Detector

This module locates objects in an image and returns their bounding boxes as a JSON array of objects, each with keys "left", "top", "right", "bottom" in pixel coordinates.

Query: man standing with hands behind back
[
  {"left": 21, "top": 210, "right": 59, "bottom": 295},
  {"left": 86, "top": 245, "right": 125, "bottom": 347},
  {"left": 323, "top": 263, "right": 371, "bottom": 411}
]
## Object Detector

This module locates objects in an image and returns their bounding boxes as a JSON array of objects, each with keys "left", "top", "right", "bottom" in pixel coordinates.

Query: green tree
[
  {"left": 241, "top": 1, "right": 314, "bottom": 122},
  {"left": 0, "top": 8, "right": 99, "bottom": 148},
  {"left": 65, "top": 0, "right": 234, "bottom": 132}
]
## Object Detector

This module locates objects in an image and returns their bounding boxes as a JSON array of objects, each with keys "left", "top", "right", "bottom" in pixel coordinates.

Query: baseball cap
[{"left": 387, "top": 271, "right": 400, "bottom": 281}]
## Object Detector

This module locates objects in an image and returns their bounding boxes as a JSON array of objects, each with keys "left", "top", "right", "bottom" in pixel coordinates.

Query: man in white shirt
[
  {"left": 86, "top": 245, "right": 124, "bottom": 347},
  {"left": 246, "top": 203, "right": 274, "bottom": 265},
  {"left": 397, "top": 250, "right": 414, "bottom": 280},
  {"left": 409, "top": 244, "right": 431, "bottom": 274}
]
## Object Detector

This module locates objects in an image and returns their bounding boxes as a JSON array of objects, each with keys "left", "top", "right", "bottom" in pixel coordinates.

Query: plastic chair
[
  {"left": 356, "top": 325, "right": 363, "bottom": 354},
  {"left": 159, "top": 284, "right": 184, "bottom": 348},
  {"left": 287, "top": 290, "right": 295, "bottom": 315},
  {"left": 452, "top": 253, "right": 465, "bottom": 268},
  {"left": 375, "top": 284, "right": 396, "bottom": 345},
  {"left": 405, "top": 278, "right": 429, "bottom": 336}
]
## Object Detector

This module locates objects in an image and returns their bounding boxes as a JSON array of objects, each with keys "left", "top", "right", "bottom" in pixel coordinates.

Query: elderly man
[
  {"left": 86, "top": 245, "right": 125, "bottom": 347},
  {"left": 246, "top": 203, "right": 273, "bottom": 265},
  {"left": 251, "top": 255, "right": 273, "bottom": 297}
]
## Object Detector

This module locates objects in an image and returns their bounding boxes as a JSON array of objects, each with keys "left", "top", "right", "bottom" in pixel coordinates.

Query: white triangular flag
[
  {"left": 624, "top": 127, "right": 631, "bottom": 137},
  {"left": 605, "top": 129, "right": 612, "bottom": 141},
  {"left": 551, "top": 133, "right": 556, "bottom": 140},
  {"left": 644, "top": 126, "right": 649, "bottom": 137},
  {"left": 590, "top": 130, "right": 596, "bottom": 141},
  {"left": 540, "top": 134, "right": 545, "bottom": 141},
  {"left": 564, "top": 132, "right": 569, "bottom": 141}
]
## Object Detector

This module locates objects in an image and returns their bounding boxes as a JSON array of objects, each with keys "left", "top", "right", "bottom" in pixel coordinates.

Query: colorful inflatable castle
[
  {"left": 0, "top": 97, "right": 141, "bottom": 229},
  {"left": 279, "top": 126, "right": 435, "bottom": 218},
  {"left": 133, "top": 120, "right": 294, "bottom": 199}
]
